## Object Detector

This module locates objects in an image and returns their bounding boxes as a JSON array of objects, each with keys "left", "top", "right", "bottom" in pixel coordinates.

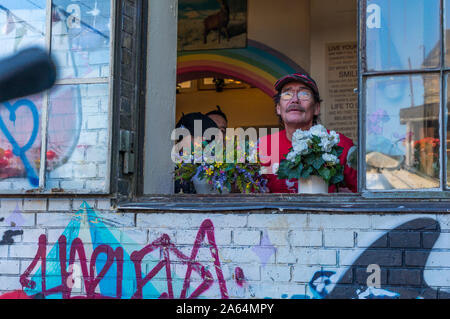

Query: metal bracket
[{"left": 120, "top": 130, "right": 135, "bottom": 174}]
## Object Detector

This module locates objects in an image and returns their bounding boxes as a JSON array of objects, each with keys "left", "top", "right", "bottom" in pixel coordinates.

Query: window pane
[
  {"left": 46, "top": 83, "right": 109, "bottom": 192},
  {"left": 366, "top": 74, "right": 440, "bottom": 190},
  {"left": 0, "top": 0, "right": 47, "bottom": 58},
  {"left": 445, "top": 0, "right": 450, "bottom": 68},
  {"left": 51, "top": 0, "right": 111, "bottom": 80},
  {"left": 0, "top": 94, "right": 43, "bottom": 190},
  {"left": 365, "top": 0, "right": 440, "bottom": 71},
  {"left": 447, "top": 74, "right": 450, "bottom": 188}
]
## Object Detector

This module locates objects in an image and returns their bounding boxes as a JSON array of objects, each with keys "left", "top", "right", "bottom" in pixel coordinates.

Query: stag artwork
[{"left": 203, "top": 0, "right": 230, "bottom": 44}]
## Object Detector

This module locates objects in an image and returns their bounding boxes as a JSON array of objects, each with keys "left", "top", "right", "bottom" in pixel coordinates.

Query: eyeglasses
[{"left": 280, "top": 90, "right": 313, "bottom": 101}]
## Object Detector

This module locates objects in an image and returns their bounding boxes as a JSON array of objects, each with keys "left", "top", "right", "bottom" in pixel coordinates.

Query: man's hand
[{"left": 338, "top": 187, "right": 353, "bottom": 193}]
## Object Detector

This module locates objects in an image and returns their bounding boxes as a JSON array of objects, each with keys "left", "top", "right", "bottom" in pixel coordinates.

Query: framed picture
[{"left": 178, "top": 0, "right": 248, "bottom": 51}]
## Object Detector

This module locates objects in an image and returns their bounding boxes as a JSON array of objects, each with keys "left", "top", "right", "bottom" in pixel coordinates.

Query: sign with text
[{"left": 325, "top": 42, "right": 358, "bottom": 143}]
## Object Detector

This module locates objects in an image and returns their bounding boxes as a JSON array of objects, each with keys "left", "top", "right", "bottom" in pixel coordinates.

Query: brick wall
[{"left": 0, "top": 198, "right": 449, "bottom": 299}]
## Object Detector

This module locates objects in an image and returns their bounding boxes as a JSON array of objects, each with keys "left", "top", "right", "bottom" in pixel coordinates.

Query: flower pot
[
  {"left": 192, "top": 175, "right": 229, "bottom": 194},
  {"left": 298, "top": 175, "right": 328, "bottom": 194}
]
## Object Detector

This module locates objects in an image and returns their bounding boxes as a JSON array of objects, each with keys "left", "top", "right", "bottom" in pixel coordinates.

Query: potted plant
[
  {"left": 174, "top": 137, "right": 268, "bottom": 194},
  {"left": 276, "top": 124, "right": 345, "bottom": 193}
]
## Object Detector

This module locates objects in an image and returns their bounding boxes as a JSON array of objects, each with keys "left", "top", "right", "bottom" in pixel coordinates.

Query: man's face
[
  {"left": 208, "top": 114, "right": 227, "bottom": 135},
  {"left": 276, "top": 82, "right": 320, "bottom": 130}
]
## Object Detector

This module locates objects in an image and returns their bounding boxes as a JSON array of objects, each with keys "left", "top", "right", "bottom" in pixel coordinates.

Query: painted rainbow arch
[{"left": 177, "top": 40, "right": 306, "bottom": 97}]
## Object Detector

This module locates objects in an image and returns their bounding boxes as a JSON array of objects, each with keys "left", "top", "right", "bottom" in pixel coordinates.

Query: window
[
  {"left": 0, "top": 0, "right": 113, "bottom": 193},
  {"left": 361, "top": 0, "right": 449, "bottom": 194}
]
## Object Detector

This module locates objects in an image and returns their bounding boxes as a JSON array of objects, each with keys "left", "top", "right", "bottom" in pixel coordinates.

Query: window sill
[{"left": 118, "top": 193, "right": 450, "bottom": 213}]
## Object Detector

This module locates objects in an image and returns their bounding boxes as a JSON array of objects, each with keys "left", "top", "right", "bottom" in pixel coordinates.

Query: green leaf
[
  {"left": 312, "top": 157, "right": 324, "bottom": 170},
  {"left": 300, "top": 166, "right": 313, "bottom": 179},
  {"left": 318, "top": 166, "right": 331, "bottom": 181}
]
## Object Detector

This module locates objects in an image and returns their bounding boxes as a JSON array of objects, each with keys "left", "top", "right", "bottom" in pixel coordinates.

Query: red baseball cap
[{"left": 274, "top": 73, "right": 320, "bottom": 100}]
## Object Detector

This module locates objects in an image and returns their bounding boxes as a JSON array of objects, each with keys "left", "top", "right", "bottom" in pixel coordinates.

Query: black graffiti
[
  {"left": 0, "top": 230, "right": 23, "bottom": 245},
  {"left": 326, "top": 218, "right": 450, "bottom": 299}
]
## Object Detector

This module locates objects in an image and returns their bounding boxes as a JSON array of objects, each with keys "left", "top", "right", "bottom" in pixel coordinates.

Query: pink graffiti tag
[
  {"left": 131, "top": 219, "right": 229, "bottom": 299},
  {"left": 19, "top": 219, "right": 232, "bottom": 299}
]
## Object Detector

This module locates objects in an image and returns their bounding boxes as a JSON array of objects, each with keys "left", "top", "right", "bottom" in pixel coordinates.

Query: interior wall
[
  {"left": 176, "top": 86, "right": 278, "bottom": 128},
  {"left": 310, "top": 0, "right": 358, "bottom": 127}
]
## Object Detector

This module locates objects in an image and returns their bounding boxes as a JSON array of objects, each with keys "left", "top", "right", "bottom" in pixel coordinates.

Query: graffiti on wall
[{"left": 1, "top": 202, "right": 450, "bottom": 299}]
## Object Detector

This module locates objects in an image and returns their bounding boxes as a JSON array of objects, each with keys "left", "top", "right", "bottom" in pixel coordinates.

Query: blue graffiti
[{"left": 0, "top": 99, "right": 39, "bottom": 186}]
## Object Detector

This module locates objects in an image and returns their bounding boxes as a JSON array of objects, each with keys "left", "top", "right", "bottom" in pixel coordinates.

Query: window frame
[
  {"left": 357, "top": 0, "right": 450, "bottom": 199},
  {"left": 134, "top": 0, "right": 450, "bottom": 206},
  {"left": 0, "top": 0, "right": 116, "bottom": 195}
]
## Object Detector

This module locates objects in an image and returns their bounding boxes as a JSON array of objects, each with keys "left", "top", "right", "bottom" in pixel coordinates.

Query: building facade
[{"left": 0, "top": 0, "right": 449, "bottom": 299}]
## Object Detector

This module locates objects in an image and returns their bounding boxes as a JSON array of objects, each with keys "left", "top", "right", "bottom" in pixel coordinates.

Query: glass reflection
[
  {"left": 366, "top": 74, "right": 440, "bottom": 190},
  {"left": 447, "top": 74, "right": 450, "bottom": 188},
  {"left": 51, "top": 0, "right": 111, "bottom": 80},
  {"left": 365, "top": 0, "right": 440, "bottom": 71},
  {"left": 46, "top": 83, "right": 109, "bottom": 192},
  {"left": 0, "top": 0, "right": 46, "bottom": 58},
  {"left": 0, "top": 94, "right": 43, "bottom": 190}
]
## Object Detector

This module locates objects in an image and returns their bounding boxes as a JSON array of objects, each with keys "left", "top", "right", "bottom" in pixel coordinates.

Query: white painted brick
[
  {"left": 0, "top": 260, "right": 20, "bottom": 275},
  {"left": 324, "top": 230, "right": 354, "bottom": 247},
  {"left": 356, "top": 231, "right": 387, "bottom": 248},
  {"left": 424, "top": 269, "right": 450, "bottom": 287},
  {"left": 209, "top": 215, "right": 247, "bottom": 228},
  {"left": 233, "top": 230, "right": 260, "bottom": 245},
  {"left": 294, "top": 248, "right": 337, "bottom": 266},
  {"left": 9, "top": 244, "right": 40, "bottom": 258},
  {"left": 0, "top": 199, "right": 23, "bottom": 211},
  {"left": 431, "top": 232, "right": 450, "bottom": 249},
  {"left": 0, "top": 245, "right": 8, "bottom": 258},
  {"left": 250, "top": 282, "right": 306, "bottom": 299},
  {"left": 73, "top": 163, "right": 97, "bottom": 178},
  {"left": 221, "top": 247, "right": 275, "bottom": 264},
  {"left": 147, "top": 229, "right": 176, "bottom": 244},
  {"left": 276, "top": 246, "right": 297, "bottom": 264},
  {"left": 261, "top": 265, "right": 291, "bottom": 282},
  {"left": 95, "top": 212, "right": 134, "bottom": 228},
  {"left": 37, "top": 213, "right": 74, "bottom": 227},
  {"left": 72, "top": 200, "right": 96, "bottom": 211},
  {"left": 121, "top": 229, "right": 148, "bottom": 245},
  {"left": 50, "top": 163, "right": 73, "bottom": 179},
  {"left": 308, "top": 214, "right": 371, "bottom": 230},
  {"left": 437, "top": 214, "right": 450, "bottom": 231},
  {"left": 60, "top": 180, "right": 85, "bottom": 190},
  {"left": 426, "top": 252, "right": 450, "bottom": 267},
  {"left": 47, "top": 228, "right": 75, "bottom": 244},
  {"left": 290, "top": 230, "right": 322, "bottom": 247},
  {"left": 339, "top": 249, "right": 367, "bottom": 266},
  {"left": 87, "top": 115, "right": 108, "bottom": 129},
  {"left": 86, "top": 147, "right": 107, "bottom": 162},
  {"left": 265, "top": 230, "right": 289, "bottom": 246},
  {"left": 137, "top": 214, "right": 207, "bottom": 229},
  {"left": 247, "top": 214, "right": 308, "bottom": 229},
  {"left": 0, "top": 211, "right": 35, "bottom": 227},
  {"left": 223, "top": 264, "right": 260, "bottom": 282},
  {"left": 96, "top": 199, "right": 112, "bottom": 210},
  {"left": 371, "top": 214, "right": 429, "bottom": 230},
  {"left": 292, "top": 265, "right": 322, "bottom": 283},
  {"left": 0, "top": 276, "right": 22, "bottom": 290},
  {"left": 22, "top": 229, "right": 45, "bottom": 243},
  {"left": 176, "top": 229, "right": 207, "bottom": 245},
  {"left": 48, "top": 199, "right": 71, "bottom": 211},
  {"left": 23, "top": 199, "right": 47, "bottom": 211}
]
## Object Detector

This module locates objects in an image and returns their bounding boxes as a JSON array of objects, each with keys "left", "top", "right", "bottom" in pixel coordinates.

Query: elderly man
[{"left": 258, "top": 73, "right": 357, "bottom": 193}]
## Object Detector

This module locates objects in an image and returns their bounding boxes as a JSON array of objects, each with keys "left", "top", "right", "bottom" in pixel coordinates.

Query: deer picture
[{"left": 203, "top": 0, "right": 230, "bottom": 44}]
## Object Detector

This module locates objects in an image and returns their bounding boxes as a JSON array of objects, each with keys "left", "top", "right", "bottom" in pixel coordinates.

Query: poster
[
  {"left": 178, "top": 0, "right": 247, "bottom": 51},
  {"left": 325, "top": 42, "right": 358, "bottom": 142}
]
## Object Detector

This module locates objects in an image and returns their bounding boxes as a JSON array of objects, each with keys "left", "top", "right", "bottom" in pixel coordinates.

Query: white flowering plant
[{"left": 276, "top": 124, "right": 345, "bottom": 185}]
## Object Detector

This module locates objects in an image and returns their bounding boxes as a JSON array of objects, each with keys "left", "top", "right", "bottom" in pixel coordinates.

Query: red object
[
  {"left": 4, "top": 149, "right": 12, "bottom": 158},
  {"left": 258, "top": 129, "right": 357, "bottom": 193},
  {"left": 46, "top": 150, "right": 56, "bottom": 160},
  {"left": 0, "top": 290, "right": 31, "bottom": 299},
  {"left": 0, "top": 158, "right": 9, "bottom": 168}
]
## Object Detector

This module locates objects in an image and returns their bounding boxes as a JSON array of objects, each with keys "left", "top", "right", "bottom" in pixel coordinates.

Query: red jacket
[{"left": 258, "top": 129, "right": 357, "bottom": 193}]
